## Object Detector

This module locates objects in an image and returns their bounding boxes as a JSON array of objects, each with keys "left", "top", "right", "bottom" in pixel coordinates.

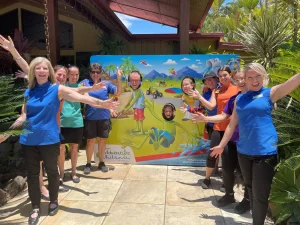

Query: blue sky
[{"left": 115, "top": 13, "right": 177, "bottom": 34}]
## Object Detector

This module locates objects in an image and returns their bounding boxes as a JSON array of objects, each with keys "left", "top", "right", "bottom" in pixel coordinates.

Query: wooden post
[
  {"left": 46, "top": 0, "right": 60, "bottom": 64},
  {"left": 179, "top": 0, "right": 190, "bottom": 54}
]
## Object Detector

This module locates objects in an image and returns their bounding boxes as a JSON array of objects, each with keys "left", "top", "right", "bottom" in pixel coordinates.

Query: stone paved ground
[{"left": 0, "top": 151, "right": 274, "bottom": 225}]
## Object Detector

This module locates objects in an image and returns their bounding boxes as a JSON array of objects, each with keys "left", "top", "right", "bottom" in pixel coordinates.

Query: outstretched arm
[
  {"left": 58, "top": 85, "right": 119, "bottom": 110},
  {"left": 271, "top": 74, "right": 300, "bottom": 103},
  {"left": 192, "top": 112, "right": 229, "bottom": 123},
  {"left": 0, "top": 35, "right": 29, "bottom": 74},
  {"left": 70, "top": 82, "right": 106, "bottom": 94},
  {"left": 210, "top": 103, "right": 238, "bottom": 158}
]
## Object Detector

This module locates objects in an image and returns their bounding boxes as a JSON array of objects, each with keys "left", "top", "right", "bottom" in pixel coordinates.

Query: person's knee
[
  {"left": 206, "top": 155, "right": 217, "bottom": 168},
  {"left": 87, "top": 138, "right": 96, "bottom": 146},
  {"left": 99, "top": 138, "right": 106, "bottom": 144}
]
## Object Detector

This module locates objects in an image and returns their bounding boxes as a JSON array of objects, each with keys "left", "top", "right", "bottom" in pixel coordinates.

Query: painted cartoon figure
[
  {"left": 122, "top": 71, "right": 145, "bottom": 134},
  {"left": 121, "top": 101, "right": 198, "bottom": 150}
]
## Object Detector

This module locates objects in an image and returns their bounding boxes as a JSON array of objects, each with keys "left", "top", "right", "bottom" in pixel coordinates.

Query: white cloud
[
  {"left": 198, "top": 62, "right": 203, "bottom": 64},
  {"left": 145, "top": 64, "right": 152, "bottom": 66},
  {"left": 190, "top": 64, "right": 198, "bottom": 69},
  {"left": 163, "top": 59, "right": 177, "bottom": 65},
  {"left": 115, "top": 12, "right": 140, "bottom": 28},
  {"left": 196, "top": 59, "right": 201, "bottom": 62},
  {"left": 181, "top": 57, "right": 190, "bottom": 61}
]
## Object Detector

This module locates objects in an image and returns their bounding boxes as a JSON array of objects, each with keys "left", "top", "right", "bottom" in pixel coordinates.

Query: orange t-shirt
[
  {"left": 56, "top": 100, "right": 64, "bottom": 129},
  {"left": 213, "top": 83, "right": 239, "bottom": 131}
]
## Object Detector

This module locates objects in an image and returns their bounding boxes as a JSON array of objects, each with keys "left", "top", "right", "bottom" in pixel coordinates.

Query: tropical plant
[
  {"left": 269, "top": 46, "right": 300, "bottom": 101},
  {"left": 236, "top": 9, "right": 292, "bottom": 68},
  {"left": 120, "top": 57, "right": 138, "bottom": 87},
  {"left": 97, "top": 33, "right": 127, "bottom": 55},
  {"left": 269, "top": 155, "right": 300, "bottom": 224},
  {"left": 0, "top": 75, "right": 27, "bottom": 187},
  {"left": 189, "top": 44, "right": 211, "bottom": 54},
  {"left": 0, "top": 75, "right": 25, "bottom": 136}
]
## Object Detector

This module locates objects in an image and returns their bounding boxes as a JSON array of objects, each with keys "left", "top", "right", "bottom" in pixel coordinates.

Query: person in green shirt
[{"left": 60, "top": 66, "right": 84, "bottom": 183}]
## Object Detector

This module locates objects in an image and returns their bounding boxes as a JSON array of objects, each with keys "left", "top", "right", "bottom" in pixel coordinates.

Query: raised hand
[
  {"left": 92, "top": 81, "right": 106, "bottom": 91},
  {"left": 117, "top": 66, "right": 123, "bottom": 80},
  {"left": 14, "top": 70, "right": 28, "bottom": 80},
  {"left": 210, "top": 145, "right": 224, "bottom": 158},
  {"left": 188, "top": 89, "right": 200, "bottom": 99},
  {"left": 0, "top": 35, "right": 15, "bottom": 52}
]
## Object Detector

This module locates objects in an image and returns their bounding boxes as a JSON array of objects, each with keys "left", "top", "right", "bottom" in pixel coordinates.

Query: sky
[{"left": 115, "top": 12, "right": 177, "bottom": 34}]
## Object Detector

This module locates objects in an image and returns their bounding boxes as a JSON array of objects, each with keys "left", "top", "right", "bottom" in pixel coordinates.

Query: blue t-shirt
[
  {"left": 79, "top": 79, "right": 117, "bottom": 120},
  {"left": 202, "top": 89, "right": 218, "bottom": 127},
  {"left": 20, "top": 82, "right": 61, "bottom": 145},
  {"left": 236, "top": 87, "right": 278, "bottom": 156}
]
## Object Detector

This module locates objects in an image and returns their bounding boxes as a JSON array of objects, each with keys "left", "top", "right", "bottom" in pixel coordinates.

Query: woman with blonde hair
[
  {"left": 210, "top": 63, "right": 300, "bottom": 225},
  {"left": 0, "top": 57, "right": 118, "bottom": 225}
]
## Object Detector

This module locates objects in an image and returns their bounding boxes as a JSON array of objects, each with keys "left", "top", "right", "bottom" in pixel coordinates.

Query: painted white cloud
[
  {"left": 190, "top": 64, "right": 199, "bottom": 69},
  {"left": 198, "top": 62, "right": 203, "bottom": 64},
  {"left": 163, "top": 59, "right": 177, "bottom": 65},
  {"left": 145, "top": 64, "right": 152, "bottom": 67},
  {"left": 115, "top": 12, "right": 140, "bottom": 28},
  {"left": 181, "top": 57, "right": 190, "bottom": 61},
  {"left": 196, "top": 59, "right": 201, "bottom": 62}
]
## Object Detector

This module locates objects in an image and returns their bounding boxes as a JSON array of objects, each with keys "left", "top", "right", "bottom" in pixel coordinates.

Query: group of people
[
  {"left": 180, "top": 65, "right": 300, "bottom": 225},
  {"left": 1, "top": 34, "right": 300, "bottom": 225}
]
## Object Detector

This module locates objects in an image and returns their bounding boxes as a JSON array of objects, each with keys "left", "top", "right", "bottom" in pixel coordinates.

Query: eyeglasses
[{"left": 91, "top": 71, "right": 101, "bottom": 74}]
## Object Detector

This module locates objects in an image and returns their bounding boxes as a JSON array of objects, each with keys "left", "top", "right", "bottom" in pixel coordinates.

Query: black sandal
[
  {"left": 28, "top": 208, "right": 40, "bottom": 225},
  {"left": 48, "top": 201, "right": 59, "bottom": 216}
]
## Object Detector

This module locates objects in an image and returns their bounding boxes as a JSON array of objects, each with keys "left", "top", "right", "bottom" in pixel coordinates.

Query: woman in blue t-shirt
[
  {"left": 211, "top": 63, "right": 300, "bottom": 225},
  {"left": 0, "top": 57, "right": 118, "bottom": 225},
  {"left": 193, "top": 71, "right": 250, "bottom": 214}
]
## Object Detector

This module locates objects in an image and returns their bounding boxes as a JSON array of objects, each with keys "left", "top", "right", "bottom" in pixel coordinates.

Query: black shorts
[
  {"left": 84, "top": 119, "right": 112, "bottom": 139},
  {"left": 61, "top": 127, "right": 83, "bottom": 144}
]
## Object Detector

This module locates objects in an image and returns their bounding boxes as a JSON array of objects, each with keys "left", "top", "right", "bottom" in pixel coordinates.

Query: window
[
  {"left": 21, "top": 9, "right": 73, "bottom": 50},
  {"left": 0, "top": 9, "right": 18, "bottom": 36}
]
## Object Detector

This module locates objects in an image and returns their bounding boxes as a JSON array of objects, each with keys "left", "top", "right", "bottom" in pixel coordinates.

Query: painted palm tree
[
  {"left": 104, "top": 63, "right": 116, "bottom": 76},
  {"left": 121, "top": 57, "right": 135, "bottom": 87}
]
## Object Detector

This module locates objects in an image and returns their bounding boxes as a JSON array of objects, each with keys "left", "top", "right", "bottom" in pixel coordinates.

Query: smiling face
[
  {"left": 68, "top": 67, "right": 79, "bottom": 84},
  {"left": 34, "top": 61, "right": 50, "bottom": 85},
  {"left": 232, "top": 72, "right": 247, "bottom": 93},
  {"left": 55, "top": 68, "right": 67, "bottom": 85},
  {"left": 204, "top": 77, "right": 218, "bottom": 90},
  {"left": 218, "top": 70, "right": 231, "bottom": 87},
  {"left": 129, "top": 72, "right": 141, "bottom": 90},
  {"left": 181, "top": 78, "right": 195, "bottom": 94},
  {"left": 245, "top": 69, "right": 264, "bottom": 91},
  {"left": 90, "top": 69, "right": 101, "bottom": 83}
]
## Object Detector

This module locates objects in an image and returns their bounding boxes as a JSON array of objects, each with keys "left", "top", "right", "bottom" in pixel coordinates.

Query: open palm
[{"left": 0, "top": 35, "right": 15, "bottom": 52}]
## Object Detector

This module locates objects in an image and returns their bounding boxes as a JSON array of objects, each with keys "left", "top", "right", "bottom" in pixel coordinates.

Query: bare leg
[
  {"left": 58, "top": 144, "right": 65, "bottom": 180},
  {"left": 86, "top": 138, "right": 96, "bottom": 163},
  {"left": 70, "top": 143, "right": 79, "bottom": 179},
  {"left": 205, "top": 167, "right": 214, "bottom": 179},
  {"left": 98, "top": 138, "right": 106, "bottom": 162}
]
